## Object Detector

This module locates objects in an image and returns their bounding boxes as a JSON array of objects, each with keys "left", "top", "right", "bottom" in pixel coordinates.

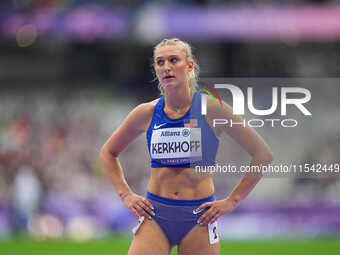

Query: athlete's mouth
[{"left": 163, "top": 75, "right": 175, "bottom": 80}]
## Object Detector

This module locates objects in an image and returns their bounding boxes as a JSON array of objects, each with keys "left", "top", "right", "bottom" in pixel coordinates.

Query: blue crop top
[{"left": 146, "top": 92, "right": 219, "bottom": 168}]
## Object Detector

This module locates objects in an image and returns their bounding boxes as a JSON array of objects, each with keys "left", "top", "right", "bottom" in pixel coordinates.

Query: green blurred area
[{"left": 1, "top": 236, "right": 340, "bottom": 255}]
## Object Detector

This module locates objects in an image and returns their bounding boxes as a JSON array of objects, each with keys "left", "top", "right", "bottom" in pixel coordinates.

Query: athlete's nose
[
  {"left": 163, "top": 60, "right": 171, "bottom": 72},
  {"left": 163, "top": 63, "right": 173, "bottom": 78}
]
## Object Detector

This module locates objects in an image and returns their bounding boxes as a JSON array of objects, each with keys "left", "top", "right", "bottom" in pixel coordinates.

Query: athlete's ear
[{"left": 187, "top": 59, "right": 194, "bottom": 72}]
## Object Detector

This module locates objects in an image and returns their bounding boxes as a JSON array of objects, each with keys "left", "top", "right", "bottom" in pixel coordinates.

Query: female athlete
[{"left": 100, "top": 38, "right": 273, "bottom": 255}]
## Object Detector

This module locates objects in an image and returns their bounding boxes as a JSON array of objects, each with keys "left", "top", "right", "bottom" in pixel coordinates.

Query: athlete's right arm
[{"left": 100, "top": 101, "right": 157, "bottom": 219}]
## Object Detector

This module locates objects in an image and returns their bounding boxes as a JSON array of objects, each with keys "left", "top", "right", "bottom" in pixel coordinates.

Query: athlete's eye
[
  {"left": 170, "top": 57, "right": 179, "bottom": 63},
  {"left": 156, "top": 59, "right": 164, "bottom": 66}
]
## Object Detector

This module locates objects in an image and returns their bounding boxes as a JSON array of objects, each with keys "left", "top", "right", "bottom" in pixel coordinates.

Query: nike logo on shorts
[
  {"left": 153, "top": 123, "right": 167, "bottom": 129},
  {"left": 192, "top": 208, "right": 204, "bottom": 215}
]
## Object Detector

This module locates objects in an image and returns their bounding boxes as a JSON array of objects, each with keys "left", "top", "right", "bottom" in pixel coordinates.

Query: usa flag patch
[{"left": 184, "top": 119, "right": 198, "bottom": 128}]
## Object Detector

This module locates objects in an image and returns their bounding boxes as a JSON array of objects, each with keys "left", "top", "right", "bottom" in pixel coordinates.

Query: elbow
[
  {"left": 99, "top": 145, "right": 117, "bottom": 162},
  {"left": 99, "top": 146, "right": 106, "bottom": 161},
  {"left": 266, "top": 150, "right": 274, "bottom": 164},
  {"left": 261, "top": 149, "right": 274, "bottom": 164},
  {"left": 254, "top": 148, "right": 274, "bottom": 165},
  {"left": 99, "top": 146, "right": 107, "bottom": 163}
]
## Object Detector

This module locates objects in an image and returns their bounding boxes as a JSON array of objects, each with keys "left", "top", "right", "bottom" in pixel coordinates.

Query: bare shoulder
[
  {"left": 138, "top": 98, "right": 160, "bottom": 113},
  {"left": 133, "top": 98, "right": 160, "bottom": 120},
  {"left": 127, "top": 97, "right": 160, "bottom": 132},
  {"left": 201, "top": 93, "right": 239, "bottom": 137},
  {"left": 203, "top": 93, "right": 233, "bottom": 120}
]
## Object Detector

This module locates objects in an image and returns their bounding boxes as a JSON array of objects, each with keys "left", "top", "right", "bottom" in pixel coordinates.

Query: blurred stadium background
[{"left": 0, "top": 0, "right": 340, "bottom": 254}]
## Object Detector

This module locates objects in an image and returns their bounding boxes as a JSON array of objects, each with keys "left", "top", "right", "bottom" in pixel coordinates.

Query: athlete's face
[{"left": 154, "top": 45, "right": 194, "bottom": 91}]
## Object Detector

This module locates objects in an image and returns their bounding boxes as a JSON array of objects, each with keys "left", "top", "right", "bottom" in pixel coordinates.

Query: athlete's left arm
[{"left": 197, "top": 98, "right": 274, "bottom": 226}]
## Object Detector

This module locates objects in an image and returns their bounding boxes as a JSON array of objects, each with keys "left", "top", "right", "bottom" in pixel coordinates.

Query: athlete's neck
[{"left": 164, "top": 88, "right": 193, "bottom": 113}]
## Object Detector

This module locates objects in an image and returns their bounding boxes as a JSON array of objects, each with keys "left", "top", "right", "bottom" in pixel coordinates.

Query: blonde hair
[{"left": 153, "top": 38, "right": 200, "bottom": 95}]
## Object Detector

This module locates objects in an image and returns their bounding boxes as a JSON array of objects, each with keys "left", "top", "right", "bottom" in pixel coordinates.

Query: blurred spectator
[{"left": 11, "top": 165, "right": 42, "bottom": 231}]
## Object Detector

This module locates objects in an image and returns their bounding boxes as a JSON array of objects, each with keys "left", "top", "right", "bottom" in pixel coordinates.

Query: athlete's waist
[{"left": 146, "top": 191, "right": 215, "bottom": 206}]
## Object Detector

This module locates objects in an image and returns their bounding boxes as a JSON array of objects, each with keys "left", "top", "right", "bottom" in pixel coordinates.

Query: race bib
[
  {"left": 132, "top": 216, "right": 145, "bottom": 235},
  {"left": 150, "top": 127, "right": 202, "bottom": 165},
  {"left": 208, "top": 221, "right": 219, "bottom": 244}
]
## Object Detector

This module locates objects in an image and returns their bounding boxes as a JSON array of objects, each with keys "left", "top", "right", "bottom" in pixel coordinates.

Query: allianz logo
[{"left": 160, "top": 131, "right": 181, "bottom": 137}]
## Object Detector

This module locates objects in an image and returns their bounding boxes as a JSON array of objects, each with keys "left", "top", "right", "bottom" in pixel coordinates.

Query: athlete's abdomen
[{"left": 147, "top": 167, "right": 214, "bottom": 200}]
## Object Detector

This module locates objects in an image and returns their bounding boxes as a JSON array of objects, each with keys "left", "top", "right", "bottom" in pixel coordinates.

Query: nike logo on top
[{"left": 153, "top": 123, "right": 167, "bottom": 129}]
